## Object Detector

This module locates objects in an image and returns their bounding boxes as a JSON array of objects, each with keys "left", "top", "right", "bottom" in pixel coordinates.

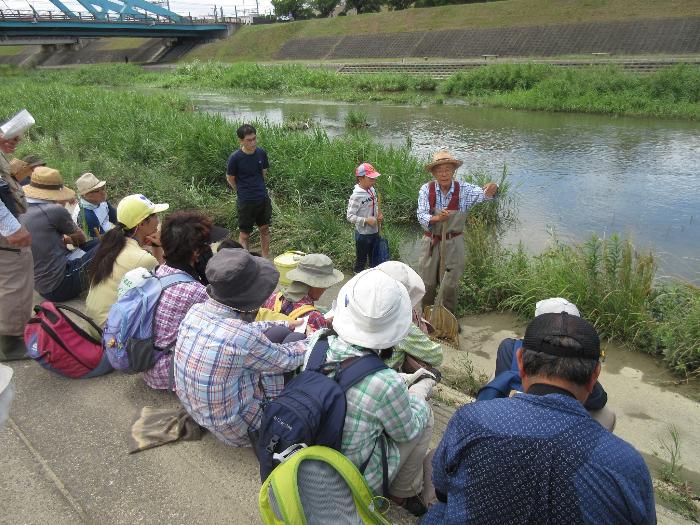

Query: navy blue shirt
[
  {"left": 226, "top": 147, "right": 269, "bottom": 204},
  {"left": 423, "top": 390, "right": 656, "bottom": 525}
]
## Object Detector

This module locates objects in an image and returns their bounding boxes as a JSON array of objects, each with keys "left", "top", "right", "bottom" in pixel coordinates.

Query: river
[{"left": 190, "top": 94, "right": 700, "bottom": 284}]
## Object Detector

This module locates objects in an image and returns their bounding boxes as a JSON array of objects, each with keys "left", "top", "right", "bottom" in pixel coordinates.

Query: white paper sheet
[{"left": 1, "top": 109, "right": 35, "bottom": 140}]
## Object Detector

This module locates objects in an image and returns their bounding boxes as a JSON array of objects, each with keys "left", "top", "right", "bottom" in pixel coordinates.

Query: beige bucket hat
[
  {"left": 75, "top": 172, "right": 106, "bottom": 196},
  {"left": 23, "top": 167, "right": 76, "bottom": 201},
  {"left": 425, "top": 150, "right": 464, "bottom": 172},
  {"left": 285, "top": 253, "right": 344, "bottom": 289}
]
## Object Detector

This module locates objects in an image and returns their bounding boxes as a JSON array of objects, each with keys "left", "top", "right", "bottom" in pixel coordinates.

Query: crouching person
[
  {"left": 174, "top": 249, "right": 307, "bottom": 446},
  {"left": 423, "top": 312, "right": 655, "bottom": 524},
  {"left": 307, "top": 269, "right": 434, "bottom": 516}
]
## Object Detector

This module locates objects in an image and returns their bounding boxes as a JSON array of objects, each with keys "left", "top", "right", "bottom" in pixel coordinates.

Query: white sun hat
[
  {"left": 332, "top": 268, "right": 412, "bottom": 350},
  {"left": 535, "top": 297, "right": 580, "bottom": 317},
  {"left": 376, "top": 261, "right": 425, "bottom": 308}
]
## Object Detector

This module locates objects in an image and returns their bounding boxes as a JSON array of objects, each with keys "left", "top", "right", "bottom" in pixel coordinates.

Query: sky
[{"left": 1, "top": 0, "right": 275, "bottom": 17}]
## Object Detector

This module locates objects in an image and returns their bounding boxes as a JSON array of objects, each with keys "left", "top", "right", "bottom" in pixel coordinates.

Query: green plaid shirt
[
  {"left": 304, "top": 330, "right": 432, "bottom": 494},
  {"left": 385, "top": 323, "right": 443, "bottom": 370}
]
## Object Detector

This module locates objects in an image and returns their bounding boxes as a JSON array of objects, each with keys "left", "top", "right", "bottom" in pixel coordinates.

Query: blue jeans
[
  {"left": 354, "top": 231, "right": 379, "bottom": 273},
  {"left": 42, "top": 241, "right": 99, "bottom": 303}
]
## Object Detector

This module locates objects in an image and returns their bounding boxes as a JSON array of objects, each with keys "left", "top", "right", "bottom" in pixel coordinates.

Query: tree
[
  {"left": 386, "top": 0, "right": 412, "bottom": 9},
  {"left": 271, "top": 0, "right": 312, "bottom": 18},
  {"left": 344, "top": 0, "right": 382, "bottom": 14},
  {"left": 311, "top": 0, "right": 339, "bottom": 17}
]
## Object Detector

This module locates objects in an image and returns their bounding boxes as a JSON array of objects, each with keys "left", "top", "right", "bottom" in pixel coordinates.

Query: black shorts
[{"left": 237, "top": 197, "right": 272, "bottom": 233}]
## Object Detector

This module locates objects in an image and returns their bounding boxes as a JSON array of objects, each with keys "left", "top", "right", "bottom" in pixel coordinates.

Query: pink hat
[{"left": 355, "top": 162, "right": 381, "bottom": 179}]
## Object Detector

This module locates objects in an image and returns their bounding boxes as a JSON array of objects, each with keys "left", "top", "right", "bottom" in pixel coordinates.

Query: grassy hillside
[{"left": 187, "top": 0, "right": 700, "bottom": 62}]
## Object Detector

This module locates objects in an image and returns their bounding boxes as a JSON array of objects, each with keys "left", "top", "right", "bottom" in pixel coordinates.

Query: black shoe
[
  {"left": 398, "top": 495, "right": 427, "bottom": 517},
  {"left": 0, "top": 335, "right": 29, "bottom": 361}
]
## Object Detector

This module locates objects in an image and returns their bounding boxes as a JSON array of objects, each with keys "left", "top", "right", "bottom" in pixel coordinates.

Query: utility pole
[{"left": 255, "top": 0, "right": 259, "bottom": 14}]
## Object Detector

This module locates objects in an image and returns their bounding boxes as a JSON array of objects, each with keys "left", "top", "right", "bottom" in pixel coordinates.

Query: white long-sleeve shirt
[{"left": 346, "top": 184, "right": 379, "bottom": 235}]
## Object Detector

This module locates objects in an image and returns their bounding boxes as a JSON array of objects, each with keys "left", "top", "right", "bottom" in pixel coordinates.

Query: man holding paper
[{"left": 0, "top": 111, "right": 35, "bottom": 361}]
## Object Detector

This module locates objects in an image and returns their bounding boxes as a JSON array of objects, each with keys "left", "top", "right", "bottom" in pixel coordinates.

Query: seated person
[
  {"left": 20, "top": 167, "right": 98, "bottom": 302},
  {"left": 11, "top": 154, "right": 45, "bottom": 186},
  {"left": 75, "top": 172, "right": 117, "bottom": 240},
  {"left": 477, "top": 297, "right": 615, "bottom": 431},
  {"left": 86, "top": 194, "right": 167, "bottom": 326},
  {"left": 376, "top": 261, "right": 443, "bottom": 373},
  {"left": 305, "top": 269, "right": 435, "bottom": 516},
  {"left": 174, "top": 249, "right": 307, "bottom": 447},
  {"left": 142, "top": 211, "right": 213, "bottom": 390},
  {"left": 262, "top": 253, "right": 344, "bottom": 333},
  {"left": 423, "top": 312, "right": 655, "bottom": 524}
]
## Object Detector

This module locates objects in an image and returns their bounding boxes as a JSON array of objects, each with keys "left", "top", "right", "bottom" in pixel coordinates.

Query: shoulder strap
[
  {"left": 158, "top": 271, "right": 195, "bottom": 290},
  {"left": 447, "top": 181, "right": 460, "bottom": 210},
  {"left": 272, "top": 292, "right": 284, "bottom": 313},
  {"left": 288, "top": 304, "right": 317, "bottom": 320},
  {"left": 428, "top": 181, "right": 436, "bottom": 213},
  {"left": 336, "top": 352, "right": 387, "bottom": 392},
  {"left": 54, "top": 303, "right": 104, "bottom": 337},
  {"left": 305, "top": 335, "right": 330, "bottom": 372}
]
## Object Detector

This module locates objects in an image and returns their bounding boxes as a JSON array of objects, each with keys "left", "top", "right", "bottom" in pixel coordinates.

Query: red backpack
[{"left": 24, "top": 302, "right": 113, "bottom": 379}]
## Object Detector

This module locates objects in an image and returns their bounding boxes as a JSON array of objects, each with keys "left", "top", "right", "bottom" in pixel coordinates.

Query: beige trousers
[
  {"left": 0, "top": 248, "right": 34, "bottom": 336},
  {"left": 389, "top": 409, "right": 435, "bottom": 499}
]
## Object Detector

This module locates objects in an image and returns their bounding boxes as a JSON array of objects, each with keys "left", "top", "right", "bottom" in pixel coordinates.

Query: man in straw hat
[
  {"left": 21, "top": 167, "right": 98, "bottom": 302},
  {"left": 174, "top": 249, "right": 307, "bottom": 447},
  {"left": 423, "top": 312, "right": 654, "bottom": 524},
  {"left": 262, "top": 253, "right": 344, "bottom": 333},
  {"left": 0, "top": 120, "right": 34, "bottom": 361},
  {"left": 417, "top": 150, "right": 498, "bottom": 313},
  {"left": 305, "top": 268, "right": 435, "bottom": 516},
  {"left": 75, "top": 172, "right": 117, "bottom": 240}
]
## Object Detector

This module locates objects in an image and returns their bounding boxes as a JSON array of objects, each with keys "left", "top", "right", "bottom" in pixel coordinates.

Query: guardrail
[{"left": 0, "top": 9, "right": 241, "bottom": 25}]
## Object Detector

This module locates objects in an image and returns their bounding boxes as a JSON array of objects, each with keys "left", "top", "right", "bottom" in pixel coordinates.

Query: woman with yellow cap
[{"left": 85, "top": 194, "right": 168, "bottom": 327}]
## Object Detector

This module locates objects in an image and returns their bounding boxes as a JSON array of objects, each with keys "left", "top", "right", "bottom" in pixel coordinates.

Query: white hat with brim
[
  {"left": 376, "top": 261, "right": 425, "bottom": 308},
  {"left": 285, "top": 253, "right": 344, "bottom": 289},
  {"left": 425, "top": 150, "right": 464, "bottom": 172},
  {"left": 23, "top": 167, "right": 76, "bottom": 201},
  {"left": 535, "top": 297, "right": 580, "bottom": 317},
  {"left": 0, "top": 363, "right": 13, "bottom": 395},
  {"left": 332, "top": 268, "right": 412, "bottom": 350},
  {"left": 76, "top": 172, "right": 107, "bottom": 196}
]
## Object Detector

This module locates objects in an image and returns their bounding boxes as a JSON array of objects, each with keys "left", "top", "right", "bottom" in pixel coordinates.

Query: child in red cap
[{"left": 346, "top": 162, "right": 383, "bottom": 273}]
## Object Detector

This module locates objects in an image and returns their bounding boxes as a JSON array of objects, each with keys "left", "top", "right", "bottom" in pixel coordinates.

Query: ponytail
[{"left": 88, "top": 223, "right": 133, "bottom": 286}]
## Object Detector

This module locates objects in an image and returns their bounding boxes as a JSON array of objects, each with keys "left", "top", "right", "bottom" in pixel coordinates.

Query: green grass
[
  {"left": 16, "top": 61, "right": 700, "bottom": 119},
  {"left": 0, "top": 46, "right": 25, "bottom": 56},
  {"left": 187, "top": 0, "right": 700, "bottom": 62},
  {"left": 1, "top": 76, "right": 697, "bottom": 375}
]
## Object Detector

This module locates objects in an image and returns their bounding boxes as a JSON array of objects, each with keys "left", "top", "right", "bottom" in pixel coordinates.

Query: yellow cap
[{"left": 117, "top": 194, "right": 169, "bottom": 229}]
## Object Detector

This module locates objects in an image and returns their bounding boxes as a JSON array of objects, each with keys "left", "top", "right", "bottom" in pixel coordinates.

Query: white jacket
[{"left": 346, "top": 184, "right": 379, "bottom": 235}]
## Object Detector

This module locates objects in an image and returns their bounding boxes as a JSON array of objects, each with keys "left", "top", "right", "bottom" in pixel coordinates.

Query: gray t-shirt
[{"left": 20, "top": 203, "right": 77, "bottom": 294}]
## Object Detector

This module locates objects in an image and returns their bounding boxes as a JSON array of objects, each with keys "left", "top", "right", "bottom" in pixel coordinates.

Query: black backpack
[{"left": 255, "top": 334, "right": 388, "bottom": 485}]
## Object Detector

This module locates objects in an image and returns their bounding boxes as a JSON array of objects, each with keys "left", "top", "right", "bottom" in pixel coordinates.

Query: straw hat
[
  {"left": 424, "top": 150, "right": 463, "bottom": 172},
  {"left": 23, "top": 167, "right": 76, "bottom": 201},
  {"left": 75, "top": 172, "right": 106, "bottom": 196},
  {"left": 285, "top": 254, "right": 344, "bottom": 289},
  {"left": 332, "top": 268, "right": 412, "bottom": 350},
  {"left": 10, "top": 158, "right": 31, "bottom": 181}
]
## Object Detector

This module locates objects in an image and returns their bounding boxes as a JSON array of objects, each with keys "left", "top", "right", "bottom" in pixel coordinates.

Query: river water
[{"left": 191, "top": 94, "right": 700, "bottom": 283}]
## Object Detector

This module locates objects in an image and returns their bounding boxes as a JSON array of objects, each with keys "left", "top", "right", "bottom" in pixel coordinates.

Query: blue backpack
[
  {"left": 102, "top": 270, "right": 194, "bottom": 373},
  {"left": 255, "top": 334, "right": 389, "bottom": 486}
]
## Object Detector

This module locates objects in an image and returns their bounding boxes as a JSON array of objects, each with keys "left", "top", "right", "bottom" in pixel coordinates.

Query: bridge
[{"left": 0, "top": 1, "right": 234, "bottom": 42}]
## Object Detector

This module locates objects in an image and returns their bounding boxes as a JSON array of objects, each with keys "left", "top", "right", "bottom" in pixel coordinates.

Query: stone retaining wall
[{"left": 276, "top": 17, "right": 700, "bottom": 60}]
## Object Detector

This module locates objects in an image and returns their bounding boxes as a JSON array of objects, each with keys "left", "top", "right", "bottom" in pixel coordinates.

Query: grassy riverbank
[
  {"left": 0, "top": 79, "right": 698, "bottom": 376},
  {"left": 12, "top": 61, "right": 700, "bottom": 120}
]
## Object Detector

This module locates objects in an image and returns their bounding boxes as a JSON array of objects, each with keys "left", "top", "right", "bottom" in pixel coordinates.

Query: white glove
[
  {"left": 397, "top": 372, "right": 414, "bottom": 385},
  {"left": 408, "top": 378, "right": 437, "bottom": 399}
]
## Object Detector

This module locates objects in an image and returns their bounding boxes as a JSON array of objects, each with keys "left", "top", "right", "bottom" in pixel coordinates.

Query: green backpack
[{"left": 258, "top": 445, "right": 392, "bottom": 525}]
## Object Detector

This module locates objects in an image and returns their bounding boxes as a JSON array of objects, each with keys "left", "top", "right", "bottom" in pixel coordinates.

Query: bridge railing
[{"left": 0, "top": 9, "right": 239, "bottom": 25}]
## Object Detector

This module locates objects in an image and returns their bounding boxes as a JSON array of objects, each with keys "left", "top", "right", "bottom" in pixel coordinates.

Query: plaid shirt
[
  {"left": 385, "top": 323, "right": 443, "bottom": 370},
  {"left": 174, "top": 298, "right": 306, "bottom": 447},
  {"left": 262, "top": 293, "right": 328, "bottom": 332},
  {"left": 304, "top": 330, "right": 432, "bottom": 494},
  {"left": 142, "top": 265, "right": 208, "bottom": 390},
  {"left": 416, "top": 180, "right": 489, "bottom": 231}
]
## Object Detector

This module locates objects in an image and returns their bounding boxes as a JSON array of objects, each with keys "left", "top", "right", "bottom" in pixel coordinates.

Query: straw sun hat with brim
[
  {"left": 285, "top": 254, "right": 344, "bottom": 289},
  {"left": 424, "top": 150, "right": 464, "bottom": 172},
  {"left": 205, "top": 248, "right": 280, "bottom": 312},
  {"left": 23, "top": 167, "right": 76, "bottom": 201},
  {"left": 75, "top": 172, "right": 106, "bottom": 196},
  {"left": 332, "top": 268, "right": 412, "bottom": 350},
  {"left": 117, "top": 194, "right": 169, "bottom": 230}
]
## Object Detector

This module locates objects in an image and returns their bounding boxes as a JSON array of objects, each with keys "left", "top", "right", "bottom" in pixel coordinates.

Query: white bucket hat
[
  {"left": 535, "top": 297, "right": 580, "bottom": 317},
  {"left": 0, "top": 363, "right": 15, "bottom": 428},
  {"left": 376, "top": 261, "right": 425, "bottom": 308},
  {"left": 332, "top": 268, "right": 412, "bottom": 350}
]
